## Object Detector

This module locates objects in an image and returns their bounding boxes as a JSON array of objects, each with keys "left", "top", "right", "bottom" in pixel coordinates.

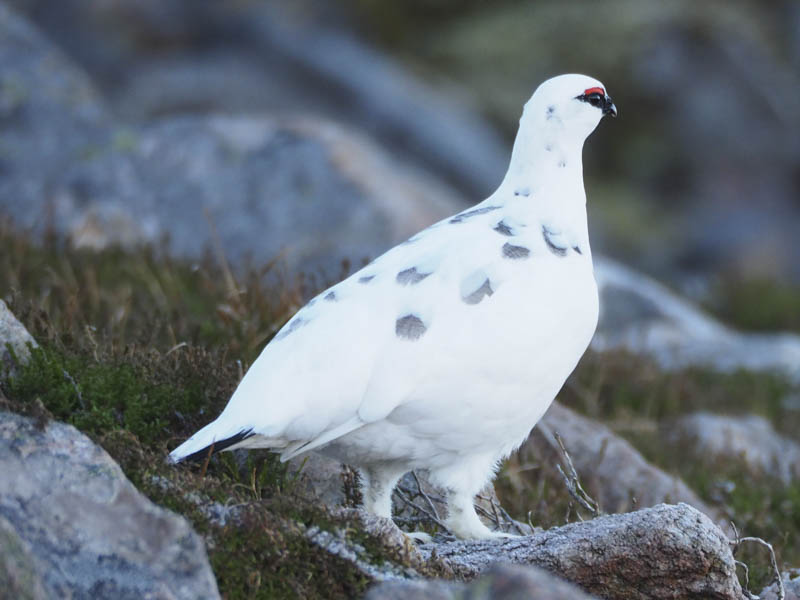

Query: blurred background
[{"left": 2, "top": 0, "right": 799, "bottom": 334}]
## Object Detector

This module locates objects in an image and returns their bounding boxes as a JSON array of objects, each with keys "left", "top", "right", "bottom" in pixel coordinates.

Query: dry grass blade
[
  {"left": 554, "top": 431, "right": 600, "bottom": 519},
  {"left": 730, "top": 521, "right": 785, "bottom": 600},
  {"left": 393, "top": 485, "right": 451, "bottom": 534}
]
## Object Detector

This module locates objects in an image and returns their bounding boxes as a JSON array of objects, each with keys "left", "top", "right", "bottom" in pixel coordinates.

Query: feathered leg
[
  {"left": 430, "top": 455, "right": 512, "bottom": 539},
  {"left": 360, "top": 464, "right": 406, "bottom": 518}
]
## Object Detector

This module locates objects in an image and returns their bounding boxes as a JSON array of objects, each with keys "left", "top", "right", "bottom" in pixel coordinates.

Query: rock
[
  {"left": 0, "top": 2, "right": 109, "bottom": 229},
  {"left": 594, "top": 257, "right": 800, "bottom": 381},
  {"left": 759, "top": 569, "right": 800, "bottom": 600},
  {"left": 0, "top": 299, "right": 37, "bottom": 377},
  {"left": 37, "top": 113, "right": 466, "bottom": 275},
  {"left": 312, "top": 507, "right": 431, "bottom": 582},
  {"left": 422, "top": 503, "right": 743, "bottom": 600},
  {"left": 0, "top": 411, "right": 220, "bottom": 600},
  {"left": 669, "top": 412, "right": 800, "bottom": 484},
  {"left": 366, "top": 578, "right": 459, "bottom": 600},
  {"left": 366, "top": 562, "right": 599, "bottom": 600},
  {"left": 0, "top": 515, "right": 48, "bottom": 600},
  {"left": 526, "top": 402, "right": 718, "bottom": 517}
]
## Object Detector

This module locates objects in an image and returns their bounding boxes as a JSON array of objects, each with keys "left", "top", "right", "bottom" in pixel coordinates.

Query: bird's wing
[{"left": 215, "top": 203, "right": 512, "bottom": 452}]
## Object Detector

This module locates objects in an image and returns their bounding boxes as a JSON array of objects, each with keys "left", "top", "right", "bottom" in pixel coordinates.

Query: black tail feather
[{"left": 181, "top": 429, "right": 255, "bottom": 463}]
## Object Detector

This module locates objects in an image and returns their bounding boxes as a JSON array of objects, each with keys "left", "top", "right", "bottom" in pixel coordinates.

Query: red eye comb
[{"left": 583, "top": 87, "right": 605, "bottom": 96}]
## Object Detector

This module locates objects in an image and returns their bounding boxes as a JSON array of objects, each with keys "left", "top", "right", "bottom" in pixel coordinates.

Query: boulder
[
  {"left": 366, "top": 563, "right": 599, "bottom": 600},
  {"left": 422, "top": 503, "right": 743, "bottom": 600},
  {"left": 0, "top": 411, "right": 220, "bottom": 599},
  {"left": 36, "top": 113, "right": 467, "bottom": 275},
  {"left": 668, "top": 412, "right": 800, "bottom": 484},
  {"left": 0, "top": 2, "right": 109, "bottom": 229}
]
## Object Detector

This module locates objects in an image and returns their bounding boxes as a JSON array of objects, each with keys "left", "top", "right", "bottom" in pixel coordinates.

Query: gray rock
[
  {"left": 0, "top": 515, "right": 47, "bottom": 600},
  {"left": 366, "top": 562, "right": 598, "bottom": 600},
  {"left": 46, "top": 113, "right": 466, "bottom": 275},
  {"left": 366, "top": 578, "right": 460, "bottom": 600},
  {"left": 759, "top": 569, "right": 800, "bottom": 600},
  {"left": 308, "top": 508, "right": 426, "bottom": 582},
  {"left": 594, "top": 257, "right": 800, "bottom": 381},
  {"left": 0, "top": 411, "right": 220, "bottom": 600},
  {"left": 0, "top": 299, "right": 37, "bottom": 377},
  {"left": 0, "top": 2, "right": 109, "bottom": 230},
  {"left": 528, "top": 402, "right": 719, "bottom": 518},
  {"left": 669, "top": 412, "right": 800, "bottom": 484},
  {"left": 421, "top": 503, "right": 744, "bottom": 600}
]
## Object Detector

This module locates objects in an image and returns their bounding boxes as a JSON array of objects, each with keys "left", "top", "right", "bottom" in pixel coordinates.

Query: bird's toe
[{"left": 404, "top": 531, "right": 433, "bottom": 544}]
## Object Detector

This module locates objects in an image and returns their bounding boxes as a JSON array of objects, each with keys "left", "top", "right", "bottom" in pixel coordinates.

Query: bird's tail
[{"left": 169, "top": 419, "right": 255, "bottom": 464}]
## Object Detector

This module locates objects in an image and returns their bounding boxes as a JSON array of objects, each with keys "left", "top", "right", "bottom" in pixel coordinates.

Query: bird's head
[{"left": 522, "top": 74, "right": 617, "bottom": 141}]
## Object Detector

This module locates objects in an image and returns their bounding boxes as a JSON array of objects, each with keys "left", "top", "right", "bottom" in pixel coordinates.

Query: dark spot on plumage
[
  {"left": 358, "top": 275, "right": 375, "bottom": 284},
  {"left": 396, "top": 267, "right": 431, "bottom": 286},
  {"left": 324, "top": 291, "right": 336, "bottom": 301},
  {"left": 463, "top": 278, "right": 494, "bottom": 305},
  {"left": 494, "top": 220, "right": 514, "bottom": 236},
  {"left": 502, "top": 243, "right": 530, "bottom": 260},
  {"left": 573, "top": 245, "right": 582, "bottom": 255},
  {"left": 179, "top": 429, "right": 256, "bottom": 463},
  {"left": 274, "top": 317, "right": 306, "bottom": 341},
  {"left": 514, "top": 188, "right": 530, "bottom": 197},
  {"left": 545, "top": 144, "right": 553, "bottom": 152},
  {"left": 558, "top": 160, "right": 566, "bottom": 168},
  {"left": 449, "top": 205, "right": 501, "bottom": 224},
  {"left": 395, "top": 314, "right": 427, "bottom": 340},
  {"left": 542, "top": 225, "right": 568, "bottom": 257},
  {"left": 546, "top": 105, "right": 556, "bottom": 119}
]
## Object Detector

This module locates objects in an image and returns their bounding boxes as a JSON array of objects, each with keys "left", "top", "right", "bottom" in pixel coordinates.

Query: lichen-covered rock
[
  {"left": 0, "top": 299, "right": 37, "bottom": 377},
  {"left": 0, "top": 515, "right": 47, "bottom": 600},
  {"left": 0, "top": 411, "right": 220, "bottom": 600},
  {"left": 422, "top": 503, "right": 744, "bottom": 600},
  {"left": 669, "top": 412, "right": 800, "bottom": 483},
  {"left": 366, "top": 563, "right": 599, "bottom": 600}
]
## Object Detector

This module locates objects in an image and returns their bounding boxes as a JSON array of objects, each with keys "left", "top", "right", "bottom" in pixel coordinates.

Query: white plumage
[{"left": 170, "top": 74, "right": 617, "bottom": 539}]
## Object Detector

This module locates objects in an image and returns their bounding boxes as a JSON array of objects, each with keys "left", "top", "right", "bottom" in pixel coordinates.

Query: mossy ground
[{"left": 1, "top": 221, "right": 798, "bottom": 595}]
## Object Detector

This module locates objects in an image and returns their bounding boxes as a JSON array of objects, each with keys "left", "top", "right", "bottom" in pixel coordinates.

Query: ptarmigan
[{"left": 170, "top": 74, "right": 617, "bottom": 539}]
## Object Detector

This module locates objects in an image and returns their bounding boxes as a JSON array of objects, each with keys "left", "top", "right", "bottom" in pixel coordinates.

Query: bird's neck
[{"left": 498, "top": 127, "right": 586, "bottom": 206}]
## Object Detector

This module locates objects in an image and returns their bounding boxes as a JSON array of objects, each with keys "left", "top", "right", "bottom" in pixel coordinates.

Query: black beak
[{"left": 602, "top": 95, "right": 617, "bottom": 118}]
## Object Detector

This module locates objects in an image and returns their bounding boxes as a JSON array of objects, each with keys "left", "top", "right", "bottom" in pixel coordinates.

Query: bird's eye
[{"left": 587, "top": 93, "right": 603, "bottom": 107}]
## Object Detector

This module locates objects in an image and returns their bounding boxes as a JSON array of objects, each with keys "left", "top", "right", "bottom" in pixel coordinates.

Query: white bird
[{"left": 170, "top": 74, "right": 617, "bottom": 539}]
